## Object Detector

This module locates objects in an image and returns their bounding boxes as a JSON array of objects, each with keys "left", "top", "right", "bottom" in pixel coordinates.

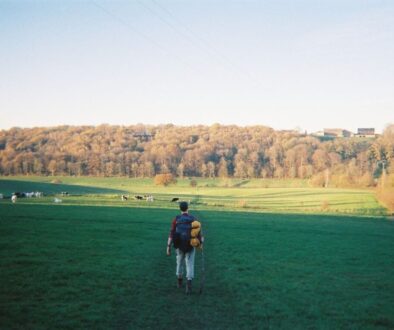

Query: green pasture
[
  {"left": 1, "top": 177, "right": 393, "bottom": 328},
  {"left": 0, "top": 176, "right": 387, "bottom": 215},
  {"left": 0, "top": 176, "right": 310, "bottom": 191},
  {"left": 1, "top": 202, "right": 394, "bottom": 329}
]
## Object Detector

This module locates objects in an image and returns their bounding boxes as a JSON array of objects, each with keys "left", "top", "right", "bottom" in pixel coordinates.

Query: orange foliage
[
  {"left": 154, "top": 173, "right": 177, "bottom": 186},
  {"left": 376, "top": 188, "right": 394, "bottom": 215}
]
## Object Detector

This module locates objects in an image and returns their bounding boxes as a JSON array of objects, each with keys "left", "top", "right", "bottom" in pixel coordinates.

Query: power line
[
  {"left": 91, "top": 1, "right": 199, "bottom": 74},
  {"left": 136, "top": 0, "right": 196, "bottom": 46},
  {"left": 148, "top": 0, "right": 262, "bottom": 86},
  {"left": 137, "top": 0, "right": 230, "bottom": 74},
  {"left": 92, "top": 0, "right": 266, "bottom": 91}
]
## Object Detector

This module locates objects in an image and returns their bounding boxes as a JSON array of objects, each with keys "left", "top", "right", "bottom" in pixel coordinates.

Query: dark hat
[{"left": 179, "top": 201, "right": 188, "bottom": 212}]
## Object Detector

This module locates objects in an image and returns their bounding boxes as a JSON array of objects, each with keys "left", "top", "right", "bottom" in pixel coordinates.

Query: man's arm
[
  {"left": 166, "top": 218, "right": 177, "bottom": 256},
  {"left": 198, "top": 227, "right": 204, "bottom": 249}
]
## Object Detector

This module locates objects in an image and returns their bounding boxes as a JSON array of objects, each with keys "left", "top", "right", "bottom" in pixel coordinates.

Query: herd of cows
[
  {"left": 0, "top": 192, "right": 182, "bottom": 204},
  {"left": 122, "top": 195, "right": 180, "bottom": 203},
  {"left": 0, "top": 191, "right": 44, "bottom": 203}
]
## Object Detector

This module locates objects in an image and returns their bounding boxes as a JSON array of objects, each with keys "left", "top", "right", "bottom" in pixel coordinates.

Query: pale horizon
[{"left": 0, "top": 121, "right": 392, "bottom": 136}]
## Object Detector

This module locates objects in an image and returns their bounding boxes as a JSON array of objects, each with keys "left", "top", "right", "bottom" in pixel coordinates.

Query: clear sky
[{"left": 1, "top": 0, "right": 393, "bottom": 133}]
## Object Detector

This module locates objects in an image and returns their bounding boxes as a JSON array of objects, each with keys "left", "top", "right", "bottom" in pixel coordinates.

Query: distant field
[
  {"left": 0, "top": 176, "right": 387, "bottom": 216},
  {"left": 1, "top": 202, "right": 393, "bottom": 329},
  {"left": 0, "top": 176, "right": 310, "bottom": 191}
]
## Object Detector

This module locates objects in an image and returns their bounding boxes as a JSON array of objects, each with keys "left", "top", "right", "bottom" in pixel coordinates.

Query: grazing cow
[
  {"left": 54, "top": 198, "right": 62, "bottom": 203},
  {"left": 171, "top": 197, "right": 179, "bottom": 202},
  {"left": 134, "top": 195, "right": 143, "bottom": 200},
  {"left": 61, "top": 192, "right": 69, "bottom": 196},
  {"left": 34, "top": 192, "right": 43, "bottom": 198},
  {"left": 11, "top": 195, "right": 17, "bottom": 203},
  {"left": 121, "top": 195, "right": 128, "bottom": 201},
  {"left": 25, "top": 192, "right": 35, "bottom": 198},
  {"left": 146, "top": 195, "right": 154, "bottom": 202}
]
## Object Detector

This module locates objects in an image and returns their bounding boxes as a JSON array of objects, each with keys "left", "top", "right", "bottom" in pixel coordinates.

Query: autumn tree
[
  {"left": 154, "top": 173, "right": 177, "bottom": 186},
  {"left": 218, "top": 158, "right": 229, "bottom": 178},
  {"left": 0, "top": 123, "right": 388, "bottom": 187}
]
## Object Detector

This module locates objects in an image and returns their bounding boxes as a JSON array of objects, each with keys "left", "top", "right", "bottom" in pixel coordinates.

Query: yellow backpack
[{"left": 190, "top": 221, "right": 201, "bottom": 248}]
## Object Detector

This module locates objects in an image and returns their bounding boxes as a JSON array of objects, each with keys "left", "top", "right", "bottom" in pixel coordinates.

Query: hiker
[{"left": 167, "top": 201, "right": 204, "bottom": 294}]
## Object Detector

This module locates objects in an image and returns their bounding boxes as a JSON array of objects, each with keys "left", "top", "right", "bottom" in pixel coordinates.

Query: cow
[
  {"left": 11, "top": 195, "right": 17, "bottom": 203},
  {"left": 171, "top": 197, "right": 179, "bottom": 202},
  {"left": 121, "top": 195, "right": 128, "bottom": 201},
  {"left": 0, "top": 193, "right": 3, "bottom": 199},
  {"left": 25, "top": 192, "right": 35, "bottom": 198},
  {"left": 54, "top": 198, "right": 62, "bottom": 203},
  {"left": 61, "top": 192, "right": 69, "bottom": 196},
  {"left": 146, "top": 195, "right": 154, "bottom": 202},
  {"left": 134, "top": 195, "right": 143, "bottom": 200}
]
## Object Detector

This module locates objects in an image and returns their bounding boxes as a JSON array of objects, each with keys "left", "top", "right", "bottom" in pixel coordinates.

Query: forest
[{"left": 0, "top": 124, "right": 393, "bottom": 188}]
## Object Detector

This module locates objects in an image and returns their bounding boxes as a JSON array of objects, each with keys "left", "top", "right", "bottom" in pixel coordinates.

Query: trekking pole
[
  {"left": 199, "top": 245, "right": 205, "bottom": 294},
  {"left": 193, "top": 206, "right": 206, "bottom": 295}
]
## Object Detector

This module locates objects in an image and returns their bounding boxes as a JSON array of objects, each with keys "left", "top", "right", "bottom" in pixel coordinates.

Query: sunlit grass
[{"left": 0, "top": 176, "right": 386, "bottom": 216}]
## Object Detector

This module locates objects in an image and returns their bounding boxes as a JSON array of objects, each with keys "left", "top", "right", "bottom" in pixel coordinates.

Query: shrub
[
  {"left": 359, "top": 172, "right": 375, "bottom": 187},
  {"left": 309, "top": 172, "right": 325, "bottom": 187},
  {"left": 321, "top": 200, "right": 330, "bottom": 211},
  {"left": 376, "top": 188, "right": 394, "bottom": 215},
  {"left": 238, "top": 200, "right": 247, "bottom": 208},
  {"left": 190, "top": 179, "right": 198, "bottom": 187},
  {"left": 387, "top": 174, "right": 394, "bottom": 188},
  {"left": 154, "top": 173, "right": 177, "bottom": 186},
  {"left": 330, "top": 174, "right": 352, "bottom": 188}
]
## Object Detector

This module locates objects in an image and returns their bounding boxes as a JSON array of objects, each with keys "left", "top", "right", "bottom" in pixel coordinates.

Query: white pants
[{"left": 176, "top": 248, "right": 195, "bottom": 280}]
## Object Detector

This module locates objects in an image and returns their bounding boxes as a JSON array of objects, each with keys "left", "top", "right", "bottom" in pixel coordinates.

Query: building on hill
[
  {"left": 311, "top": 131, "right": 324, "bottom": 137},
  {"left": 133, "top": 131, "right": 153, "bottom": 141},
  {"left": 323, "top": 128, "right": 353, "bottom": 138},
  {"left": 356, "top": 128, "right": 375, "bottom": 138}
]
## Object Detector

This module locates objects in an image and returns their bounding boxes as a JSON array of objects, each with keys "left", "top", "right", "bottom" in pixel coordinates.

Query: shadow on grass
[
  {"left": 232, "top": 180, "right": 250, "bottom": 188},
  {"left": 0, "top": 179, "right": 125, "bottom": 196}
]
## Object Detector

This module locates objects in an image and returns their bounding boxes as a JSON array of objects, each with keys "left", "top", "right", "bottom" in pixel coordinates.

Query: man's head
[{"left": 179, "top": 201, "right": 188, "bottom": 212}]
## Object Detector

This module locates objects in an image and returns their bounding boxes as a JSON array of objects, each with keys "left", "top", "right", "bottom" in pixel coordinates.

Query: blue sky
[{"left": 0, "top": 0, "right": 393, "bottom": 133}]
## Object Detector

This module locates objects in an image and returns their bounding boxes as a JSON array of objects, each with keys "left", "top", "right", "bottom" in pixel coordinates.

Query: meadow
[
  {"left": 1, "top": 177, "right": 394, "bottom": 329},
  {"left": 0, "top": 176, "right": 387, "bottom": 215}
]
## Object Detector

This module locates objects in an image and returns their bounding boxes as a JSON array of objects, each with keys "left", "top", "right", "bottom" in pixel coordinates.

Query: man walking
[{"left": 167, "top": 201, "right": 203, "bottom": 294}]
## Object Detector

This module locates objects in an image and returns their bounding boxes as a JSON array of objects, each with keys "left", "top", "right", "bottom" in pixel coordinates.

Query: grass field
[
  {"left": 0, "top": 176, "right": 387, "bottom": 215},
  {"left": 1, "top": 177, "right": 394, "bottom": 329}
]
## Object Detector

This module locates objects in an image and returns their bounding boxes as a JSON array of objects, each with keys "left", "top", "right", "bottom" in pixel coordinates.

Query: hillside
[{"left": 0, "top": 124, "right": 393, "bottom": 189}]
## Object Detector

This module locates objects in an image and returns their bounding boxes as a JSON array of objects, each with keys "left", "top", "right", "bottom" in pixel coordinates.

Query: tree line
[{"left": 0, "top": 124, "right": 393, "bottom": 188}]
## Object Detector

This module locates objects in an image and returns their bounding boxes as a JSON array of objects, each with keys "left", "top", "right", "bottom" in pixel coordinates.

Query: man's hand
[{"left": 166, "top": 245, "right": 171, "bottom": 256}]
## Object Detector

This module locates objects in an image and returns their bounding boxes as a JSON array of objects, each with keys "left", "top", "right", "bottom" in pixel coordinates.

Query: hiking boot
[
  {"left": 186, "top": 280, "right": 192, "bottom": 295},
  {"left": 177, "top": 277, "right": 183, "bottom": 288}
]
